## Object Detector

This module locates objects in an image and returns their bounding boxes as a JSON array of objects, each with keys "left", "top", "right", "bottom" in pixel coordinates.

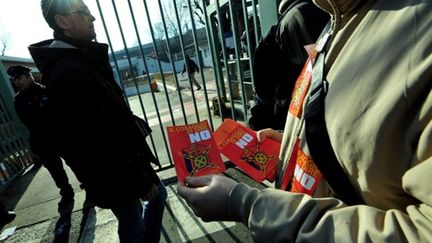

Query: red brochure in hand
[
  {"left": 213, "top": 119, "right": 280, "bottom": 182},
  {"left": 167, "top": 120, "right": 226, "bottom": 183}
]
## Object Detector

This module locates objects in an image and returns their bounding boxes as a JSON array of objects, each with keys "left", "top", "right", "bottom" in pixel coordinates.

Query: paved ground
[{"left": 0, "top": 161, "right": 261, "bottom": 242}]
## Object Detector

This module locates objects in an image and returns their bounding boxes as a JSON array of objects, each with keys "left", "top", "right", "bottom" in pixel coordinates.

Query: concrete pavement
[{"left": 0, "top": 160, "right": 261, "bottom": 242}]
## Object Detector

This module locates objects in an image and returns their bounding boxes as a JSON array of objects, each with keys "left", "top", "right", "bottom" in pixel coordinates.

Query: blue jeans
[{"left": 111, "top": 180, "right": 167, "bottom": 243}]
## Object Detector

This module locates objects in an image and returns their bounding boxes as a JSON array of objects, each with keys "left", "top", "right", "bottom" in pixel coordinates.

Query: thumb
[
  {"left": 177, "top": 182, "right": 194, "bottom": 199},
  {"left": 256, "top": 129, "right": 267, "bottom": 143},
  {"left": 185, "top": 175, "right": 212, "bottom": 188}
]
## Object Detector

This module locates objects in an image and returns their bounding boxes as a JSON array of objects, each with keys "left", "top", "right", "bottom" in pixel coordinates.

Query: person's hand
[
  {"left": 177, "top": 175, "right": 238, "bottom": 222},
  {"left": 141, "top": 184, "right": 158, "bottom": 201},
  {"left": 256, "top": 128, "right": 283, "bottom": 143}
]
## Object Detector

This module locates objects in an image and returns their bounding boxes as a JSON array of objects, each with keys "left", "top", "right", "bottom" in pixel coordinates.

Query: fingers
[
  {"left": 178, "top": 175, "right": 213, "bottom": 203},
  {"left": 177, "top": 183, "right": 193, "bottom": 201},
  {"left": 178, "top": 175, "right": 238, "bottom": 222},
  {"left": 256, "top": 128, "right": 274, "bottom": 143},
  {"left": 256, "top": 128, "right": 283, "bottom": 143},
  {"left": 185, "top": 175, "right": 212, "bottom": 188}
]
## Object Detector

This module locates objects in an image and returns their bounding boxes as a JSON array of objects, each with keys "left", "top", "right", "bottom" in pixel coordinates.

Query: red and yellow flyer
[
  {"left": 213, "top": 119, "right": 280, "bottom": 182},
  {"left": 167, "top": 120, "right": 226, "bottom": 183}
]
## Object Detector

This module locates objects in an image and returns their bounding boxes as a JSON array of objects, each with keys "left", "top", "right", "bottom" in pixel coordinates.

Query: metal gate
[
  {"left": 0, "top": 0, "right": 279, "bottom": 177},
  {"left": 93, "top": 0, "right": 278, "bottom": 171},
  {"left": 0, "top": 65, "right": 32, "bottom": 186}
]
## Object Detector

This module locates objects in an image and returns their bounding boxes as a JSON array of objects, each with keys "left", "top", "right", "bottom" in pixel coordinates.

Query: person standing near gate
[
  {"left": 7, "top": 65, "right": 75, "bottom": 213},
  {"left": 182, "top": 55, "right": 202, "bottom": 90},
  {"left": 29, "top": 0, "right": 166, "bottom": 242},
  {"left": 178, "top": 0, "right": 432, "bottom": 242}
]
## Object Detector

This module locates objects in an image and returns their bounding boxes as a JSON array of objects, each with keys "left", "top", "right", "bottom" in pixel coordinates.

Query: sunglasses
[{"left": 69, "top": 8, "right": 92, "bottom": 17}]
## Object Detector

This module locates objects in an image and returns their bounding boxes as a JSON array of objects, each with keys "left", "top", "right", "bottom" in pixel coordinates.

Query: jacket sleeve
[
  {"left": 228, "top": 93, "right": 432, "bottom": 242},
  {"left": 228, "top": 160, "right": 432, "bottom": 243}
]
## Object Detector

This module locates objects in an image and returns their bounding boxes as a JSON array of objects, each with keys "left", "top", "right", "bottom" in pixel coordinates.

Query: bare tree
[
  {"left": 159, "top": 0, "right": 188, "bottom": 38},
  {"left": 150, "top": 0, "right": 208, "bottom": 61},
  {"left": 153, "top": 22, "right": 166, "bottom": 41},
  {"left": 158, "top": 0, "right": 206, "bottom": 38},
  {"left": 0, "top": 32, "right": 9, "bottom": 56},
  {"left": 191, "top": 0, "right": 206, "bottom": 26}
]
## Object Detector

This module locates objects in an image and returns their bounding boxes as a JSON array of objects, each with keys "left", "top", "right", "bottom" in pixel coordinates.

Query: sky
[{"left": 0, "top": 0, "right": 165, "bottom": 58}]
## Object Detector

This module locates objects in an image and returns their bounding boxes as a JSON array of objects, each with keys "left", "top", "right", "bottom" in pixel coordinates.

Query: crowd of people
[{"left": 2, "top": 0, "right": 431, "bottom": 242}]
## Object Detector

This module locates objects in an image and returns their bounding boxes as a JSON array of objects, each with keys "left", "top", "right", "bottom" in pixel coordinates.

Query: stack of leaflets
[{"left": 167, "top": 119, "right": 280, "bottom": 183}]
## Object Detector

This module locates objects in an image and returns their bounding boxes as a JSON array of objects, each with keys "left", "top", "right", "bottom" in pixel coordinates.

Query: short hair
[{"left": 40, "top": 0, "right": 80, "bottom": 32}]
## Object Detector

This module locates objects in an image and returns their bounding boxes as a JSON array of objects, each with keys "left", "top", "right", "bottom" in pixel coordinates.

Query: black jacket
[
  {"left": 181, "top": 58, "right": 199, "bottom": 74},
  {"left": 250, "top": 0, "right": 329, "bottom": 130},
  {"left": 29, "top": 35, "right": 159, "bottom": 208},
  {"left": 14, "top": 82, "right": 50, "bottom": 153}
]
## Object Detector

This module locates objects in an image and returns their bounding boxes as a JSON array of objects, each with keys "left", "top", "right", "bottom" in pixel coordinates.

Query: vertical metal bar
[
  {"left": 120, "top": 0, "right": 173, "bottom": 167},
  {"left": 252, "top": 0, "right": 260, "bottom": 43},
  {"left": 107, "top": 0, "right": 167, "bottom": 165},
  {"left": 171, "top": 0, "right": 200, "bottom": 122},
  {"left": 228, "top": 0, "right": 248, "bottom": 122},
  {"left": 241, "top": 0, "right": 256, "bottom": 91},
  {"left": 0, "top": 95, "right": 27, "bottom": 173},
  {"left": 186, "top": 0, "right": 214, "bottom": 130},
  {"left": 139, "top": 0, "right": 176, "bottom": 125},
  {"left": 130, "top": 0, "right": 174, "bottom": 166},
  {"left": 0, "top": 94, "right": 25, "bottom": 149},
  {"left": 203, "top": 4, "right": 225, "bottom": 126},
  {"left": 209, "top": 19, "right": 227, "bottom": 122},
  {"left": 157, "top": 0, "right": 188, "bottom": 125},
  {"left": 95, "top": 0, "right": 131, "bottom": 109},
  {"left": 123, "top": 0, "right": 169, "bottom": 166},
  {"left": 215, "top": 0, "right": 236, "bottom": 120}
]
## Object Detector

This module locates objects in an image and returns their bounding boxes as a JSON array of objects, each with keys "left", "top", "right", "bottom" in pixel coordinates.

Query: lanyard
[{"left": 304, "top": 32, "right": 365, "bottom": 206}]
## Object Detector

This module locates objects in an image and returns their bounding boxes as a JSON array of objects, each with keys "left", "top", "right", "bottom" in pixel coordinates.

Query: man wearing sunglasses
[{"left": 29, "top": 0, "right": 166, "bottom": 242}]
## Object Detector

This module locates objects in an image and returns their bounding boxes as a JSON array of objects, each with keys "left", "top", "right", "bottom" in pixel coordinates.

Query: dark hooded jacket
[
  {"left": 250, "top": 0, "right": 328, "bottom": 130},
  {"left": 14, "top": 82, "right": 50, "bottom": 154},
  {"left": 181, "top": 57, "right": 199, "bottom": 74},
  {"left": 28, "top": 34, "right": 159, "bottom": 208}
]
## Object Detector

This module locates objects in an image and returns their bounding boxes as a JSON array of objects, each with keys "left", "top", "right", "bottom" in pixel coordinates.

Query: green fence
[
  {"left": 0, "top": 0, "right": 279, "bottom": 176},
  {"left": 0, "top": 63, "right": 32, "bottom": 187}
]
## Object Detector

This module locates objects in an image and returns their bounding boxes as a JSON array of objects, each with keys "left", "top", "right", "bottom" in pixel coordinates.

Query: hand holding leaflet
[{"left": 213, "top": 119, "right": 280, "bottom": 182}]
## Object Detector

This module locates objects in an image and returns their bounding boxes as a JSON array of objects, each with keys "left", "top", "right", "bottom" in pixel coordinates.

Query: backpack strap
[{"left": 304, "top": 34, "right": 365, "bottom": 206}]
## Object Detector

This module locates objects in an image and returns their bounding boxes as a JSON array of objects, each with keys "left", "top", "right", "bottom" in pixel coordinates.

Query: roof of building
[{"left": 0, "top": 55, "right": 34, "bottom": 63}]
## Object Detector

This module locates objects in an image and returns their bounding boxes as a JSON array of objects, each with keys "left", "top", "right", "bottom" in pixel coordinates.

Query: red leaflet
[
  {"left": 167, "top": 120, "right": 226, "bottom": 183},
  {"left": 214, "top": 119, "right": 280, "bottom": 182}
]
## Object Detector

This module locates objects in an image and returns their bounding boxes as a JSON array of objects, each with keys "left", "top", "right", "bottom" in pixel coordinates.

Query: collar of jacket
[
  {"left": 53, "top": 32, "right": 109, "bottom": 64},
  {"left": 313, "top": 0, "right": 365, "bottom": 32},
  {"left": 16, "top": 81, "right": 43, "bottom": 96},
  {"left": 278, "top": 0, "right": 308, "bottom": 14},
  {"left": 278, "top": 0, "right": 294, "bottom": 13}
]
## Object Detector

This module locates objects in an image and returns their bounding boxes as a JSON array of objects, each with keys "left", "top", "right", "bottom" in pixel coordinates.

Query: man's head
[
  {"left": 41, "top": 0, "right": 96, "bottom": 41},
  {"left": 7, "top": 65, "right": 34, "bottom": 91}
]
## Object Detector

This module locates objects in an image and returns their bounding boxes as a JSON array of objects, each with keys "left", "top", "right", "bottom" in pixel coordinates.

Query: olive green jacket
[{"left": 228, "top": 0, "right": 432, "bottom": 241}]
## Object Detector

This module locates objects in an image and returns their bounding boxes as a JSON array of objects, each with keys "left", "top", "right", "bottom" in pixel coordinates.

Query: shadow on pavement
[
  {"left": 0, "top": 164, "right": 41, "bottom": 215},
  {"left": 77, "top": 203, "right": 96, "bottom": 242}
]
